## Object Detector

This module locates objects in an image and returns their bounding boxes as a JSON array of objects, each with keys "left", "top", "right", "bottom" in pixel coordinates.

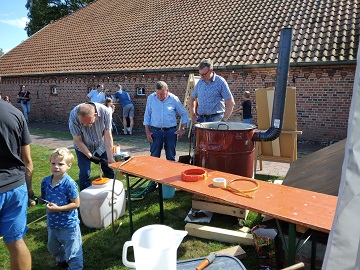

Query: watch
[{"left": 181, "top": 127, "right": 186, "bottom": 130}]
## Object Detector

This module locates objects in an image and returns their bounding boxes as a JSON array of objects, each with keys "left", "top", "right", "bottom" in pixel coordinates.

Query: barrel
[{"left": 194, "top": 122, "right": 256, "bottom": 178}]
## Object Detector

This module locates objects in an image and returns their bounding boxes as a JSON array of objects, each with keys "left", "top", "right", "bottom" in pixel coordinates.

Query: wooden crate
[{"left": 192, "top": 195, "right": 249, "bottom": 219}]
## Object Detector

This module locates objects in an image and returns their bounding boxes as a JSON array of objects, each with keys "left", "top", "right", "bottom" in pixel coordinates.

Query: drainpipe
[{"left": 252, "top": 28, "right": 293, "bottom": 142}]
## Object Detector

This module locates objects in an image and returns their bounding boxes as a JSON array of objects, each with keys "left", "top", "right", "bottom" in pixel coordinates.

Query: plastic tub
[{"left": 162, "top": 185, "right": 176, "bottom": 199}]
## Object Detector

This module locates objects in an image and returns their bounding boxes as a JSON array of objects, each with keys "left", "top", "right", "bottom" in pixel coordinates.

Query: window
[{"left": 50, "top": 85, "right": 58, "bottom": 95}]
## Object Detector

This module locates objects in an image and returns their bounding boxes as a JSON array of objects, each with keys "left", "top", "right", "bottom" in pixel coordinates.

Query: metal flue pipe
[{"left": 252, "top": 28, "right": 293, "bottom": 142}]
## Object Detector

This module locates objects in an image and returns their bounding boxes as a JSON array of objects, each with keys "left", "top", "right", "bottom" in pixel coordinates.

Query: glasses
[{"left": 199, "top": 68, "right": 211, "bottom": 77}]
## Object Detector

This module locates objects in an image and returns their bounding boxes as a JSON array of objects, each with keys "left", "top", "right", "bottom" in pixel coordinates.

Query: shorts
[
  {"left": 0, "top": 183, "right": 28, "bottom": 243},
  {"left": 123, "top": 104, "right": 134, "bottom": 118}
]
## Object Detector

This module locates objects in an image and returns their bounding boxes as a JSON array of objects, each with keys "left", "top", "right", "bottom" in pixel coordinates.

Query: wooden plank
[
  {"left": 192, "top": 198, "right": 248, "bottom": 219},
  {"left": 283, "top": 139, "right": 345, "bottom": 196},
  {"left": 215, "top": 245, "right": 247, "bottom": 259},
  {"left": 185, "top": 223, "right": 254, "bottom": 245}
]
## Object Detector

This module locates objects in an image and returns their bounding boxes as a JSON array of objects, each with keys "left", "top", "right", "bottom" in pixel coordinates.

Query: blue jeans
[
  {"left": 0, "top": 183, "right": 28, "bottom": 243},
  {"left": 47, "top": 225, "right": 83, "bottom": 270},
  {"left": 75, "top": 149, "right": 115, "bottom": 191},
  {"left": 197, "top": 113, "right": 224, "bottom": 123},
  {"left": 20, "top": 101, "right": 30, "bottom": 121},
  {"left": 243, "top": 118, "right": 253, "bottom": 124},
  {"left": 150, "top": 127, "right": 177, "bottom": 161}
]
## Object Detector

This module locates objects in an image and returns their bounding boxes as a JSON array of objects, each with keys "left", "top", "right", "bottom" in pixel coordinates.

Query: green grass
[{"left": 1, "top": 129, "right": 283, "bottom": 269}]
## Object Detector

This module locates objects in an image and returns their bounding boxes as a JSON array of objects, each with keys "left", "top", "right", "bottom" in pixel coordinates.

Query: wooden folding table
[{"left": 110, "top": 156, "right": 337, "bottom": 267}]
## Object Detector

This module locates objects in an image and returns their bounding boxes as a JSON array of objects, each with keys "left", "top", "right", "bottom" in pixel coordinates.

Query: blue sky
[{"left": 0, "top": 0, "right": 29, "bottom": 54}]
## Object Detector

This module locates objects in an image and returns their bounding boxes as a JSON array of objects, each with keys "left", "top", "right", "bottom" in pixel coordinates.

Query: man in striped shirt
[{"left": 69, "top": 102, "right": 115, "bottom": 191}]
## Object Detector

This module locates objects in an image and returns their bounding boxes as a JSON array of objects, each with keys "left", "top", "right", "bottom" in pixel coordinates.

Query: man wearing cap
[{"left": 189, "top": 58, "right": 235, "bottom": 123}]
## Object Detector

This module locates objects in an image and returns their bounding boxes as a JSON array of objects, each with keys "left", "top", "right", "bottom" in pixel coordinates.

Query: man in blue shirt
[
  {"left": 144, "top": 81, "right": 188, "bottom": 161},
  {"left": 189, "top": 58, "right": 235, "bottom": 123},
  {"left": 114, "top": 84, "right": 135, "bottom": 135},
  {"left": 87, "top": 84, "right": 105, "bottom": 103}
]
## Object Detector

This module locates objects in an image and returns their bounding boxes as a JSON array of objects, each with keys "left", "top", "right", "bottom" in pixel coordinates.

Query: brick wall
[{"left": 0, "top": 65, "right": 353, "bottom": 142}]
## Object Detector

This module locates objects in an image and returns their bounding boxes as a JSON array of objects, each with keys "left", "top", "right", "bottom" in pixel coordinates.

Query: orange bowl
[{"left": 181, "top": 169, "right": 207, "bottom": 182}]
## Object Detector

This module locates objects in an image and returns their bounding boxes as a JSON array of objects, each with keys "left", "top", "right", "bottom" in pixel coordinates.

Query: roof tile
[{"left": 0, "top": 0, "right": 359, "bottom": 76}]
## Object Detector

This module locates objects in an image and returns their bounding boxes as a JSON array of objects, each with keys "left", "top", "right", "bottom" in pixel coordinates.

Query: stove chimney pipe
[{"left": 252, "top": 28, "right": 293, "bottom": 142}]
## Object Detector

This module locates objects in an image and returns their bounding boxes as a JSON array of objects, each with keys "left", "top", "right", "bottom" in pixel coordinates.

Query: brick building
[{"left": 0, "top": 0, "right": 358, "bottom": 142}]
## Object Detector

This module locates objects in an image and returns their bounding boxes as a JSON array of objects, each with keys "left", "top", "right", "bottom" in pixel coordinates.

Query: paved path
[{"left": 29, "top": 121, "right": 325, "bottom": 178}]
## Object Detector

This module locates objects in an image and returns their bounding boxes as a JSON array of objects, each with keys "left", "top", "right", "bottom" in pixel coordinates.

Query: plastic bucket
[{"left": 162, "top": 185, "right": 176, "bottom": 199}]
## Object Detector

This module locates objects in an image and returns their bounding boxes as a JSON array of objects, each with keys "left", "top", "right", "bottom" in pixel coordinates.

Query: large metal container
[{"left": 194, "top": 122, "right": 257, "bottom": 178}]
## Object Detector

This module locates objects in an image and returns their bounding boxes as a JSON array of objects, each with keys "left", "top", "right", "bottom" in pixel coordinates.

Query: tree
[
  {"left": 0, "top": 48, "right": 4, "bottom": 57},
  {"left": 25, "top": 0, "right": 94, "bottom": 36}
]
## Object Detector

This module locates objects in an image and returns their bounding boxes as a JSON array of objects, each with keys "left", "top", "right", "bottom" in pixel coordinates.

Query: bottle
[{"left": 116, "top": 144, "right": 121, "bottom": 155}]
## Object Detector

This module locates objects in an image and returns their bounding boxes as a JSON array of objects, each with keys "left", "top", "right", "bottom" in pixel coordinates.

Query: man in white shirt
[{"left": 87, "top": 84, "right": 105, "bottom": 103}]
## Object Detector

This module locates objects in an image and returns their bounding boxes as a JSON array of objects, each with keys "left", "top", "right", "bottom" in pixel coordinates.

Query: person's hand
[
  {"left": 89, "top": 156, "right": 106, "bottom": 164},
  {"left": 146, "top": 132, "right": 153, "bottom": 143},
  {"left": 46, "top": 202, "right": 60, "bottom": 213},
  {"left": 28, "top": 188, "right": 36, "bottom": 206},
  {"left": 175, "top": 128, "right": 187, "bottom": 138}
]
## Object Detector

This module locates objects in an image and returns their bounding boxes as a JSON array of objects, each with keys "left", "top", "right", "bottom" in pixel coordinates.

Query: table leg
[
  {"left": 158, "top": 183, "right": 164, "bottom": 223},
  {"left": 288, "top": 223, "right": 296, "bottom": 266},
  {"left": 125, "top": 174, "right": 134, "bottom": 235},
  {"left": 276, "top": 220, "right": 296, "bottom": 266},
  {"left": 311, "top": 233, "right": 317, "bottom": 270}
]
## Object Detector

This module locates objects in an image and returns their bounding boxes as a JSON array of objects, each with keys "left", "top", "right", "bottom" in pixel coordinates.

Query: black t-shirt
[
  {"left": 242, "top": 100, "right": 252, "bottom": 119},
  {"left": 0, "top": 100, "right": 32, "bottom": 193}
]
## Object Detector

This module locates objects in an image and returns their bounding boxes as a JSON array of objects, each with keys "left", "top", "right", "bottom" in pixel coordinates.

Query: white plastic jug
[{"left": 122, "top": 224, "right": 187, "bottom": 270}]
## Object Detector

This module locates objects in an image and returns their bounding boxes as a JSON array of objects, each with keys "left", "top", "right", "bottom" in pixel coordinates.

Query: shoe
[{"left": 53, "top": 261, "right": 68, "bottom": 269}]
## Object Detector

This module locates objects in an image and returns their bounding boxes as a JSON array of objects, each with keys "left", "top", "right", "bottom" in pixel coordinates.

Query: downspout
[{"left": 252, "top": 27, "right": 293, "bottom": 142}]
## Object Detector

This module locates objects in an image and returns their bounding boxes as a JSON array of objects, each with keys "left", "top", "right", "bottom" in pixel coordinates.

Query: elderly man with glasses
[
  {"left": 69, "top": 102, "right": 115, "bottom": 190},
  {"left": 189, "top": 58, "right": 235, "bottom": 123}
]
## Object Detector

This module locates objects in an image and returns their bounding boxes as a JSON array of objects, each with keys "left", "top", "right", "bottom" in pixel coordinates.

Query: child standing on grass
[
  {"left": 40, "top": 147, "right": 83, "bottom": 269},
  {"left": 234, "top": 90, "right": 253, "bottom": 124}
]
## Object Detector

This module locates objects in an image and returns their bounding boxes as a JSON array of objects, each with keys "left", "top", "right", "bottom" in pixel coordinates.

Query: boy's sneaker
[{"left": 54, "top": 261, "right": 68, "bottom": 269}]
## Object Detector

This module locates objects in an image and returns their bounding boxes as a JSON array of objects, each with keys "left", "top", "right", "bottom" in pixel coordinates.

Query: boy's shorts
[{"left": 0, "top": 183, "right": 28, "bottom": 242}]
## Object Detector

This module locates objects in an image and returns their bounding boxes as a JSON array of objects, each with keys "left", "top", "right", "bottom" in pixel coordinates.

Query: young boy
[
  {"left": 234, "top": 91, "right": 253, "bottom": 124},
  {"left": 40, "top": 147, "right": 83, "bottom": 269}
]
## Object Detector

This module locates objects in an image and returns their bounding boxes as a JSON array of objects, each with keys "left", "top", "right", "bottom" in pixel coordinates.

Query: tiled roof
[{"left": 0, "top": 0, "right": 359, "bottom": 76}]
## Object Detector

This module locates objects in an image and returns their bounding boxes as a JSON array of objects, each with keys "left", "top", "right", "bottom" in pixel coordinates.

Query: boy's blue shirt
[{"left": 41, "top": 173, "right": 80, "bottom": 229}]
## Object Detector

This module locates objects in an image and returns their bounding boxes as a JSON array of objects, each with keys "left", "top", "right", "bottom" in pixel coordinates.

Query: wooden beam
[{"left": 185, "top": 223, "right": 254, "bottom": 245}]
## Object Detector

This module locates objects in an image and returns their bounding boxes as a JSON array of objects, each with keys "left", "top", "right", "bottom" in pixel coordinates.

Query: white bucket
[
  {"left": 122, "top": 224, "right": 187, "bottom": 270},
  {"left": 79, "top": 179, "right": 125, "bottom": 229}
]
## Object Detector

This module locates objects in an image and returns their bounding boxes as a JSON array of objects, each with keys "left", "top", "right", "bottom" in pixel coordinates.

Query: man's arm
[
  {"left": 104, "top": 130, "right": 115, "bottom": 163},
  {"left": 188, "top": 96, "right": 197, "bottom": 124},
  {"left": 223, "top": 97, "right": 235, "bottom": 121},
  {"left": 73, "top": 135, "right": 92, "bottom": 158},
  {"left": 21, "top": 144, "right": 34, "bottom": 200}
]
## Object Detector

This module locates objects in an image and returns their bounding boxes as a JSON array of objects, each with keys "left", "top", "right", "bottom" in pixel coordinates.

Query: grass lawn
[{"left": 0, "top": 129, "right": 283, "bottom": 269}]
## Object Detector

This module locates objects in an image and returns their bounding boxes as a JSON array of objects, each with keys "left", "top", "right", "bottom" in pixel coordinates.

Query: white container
[
  {"left": 79, "top": 179, "right": 126, "bottom": 229},
  {"left": 122, "top": 225, "right": 187, "bottom": 270}
]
